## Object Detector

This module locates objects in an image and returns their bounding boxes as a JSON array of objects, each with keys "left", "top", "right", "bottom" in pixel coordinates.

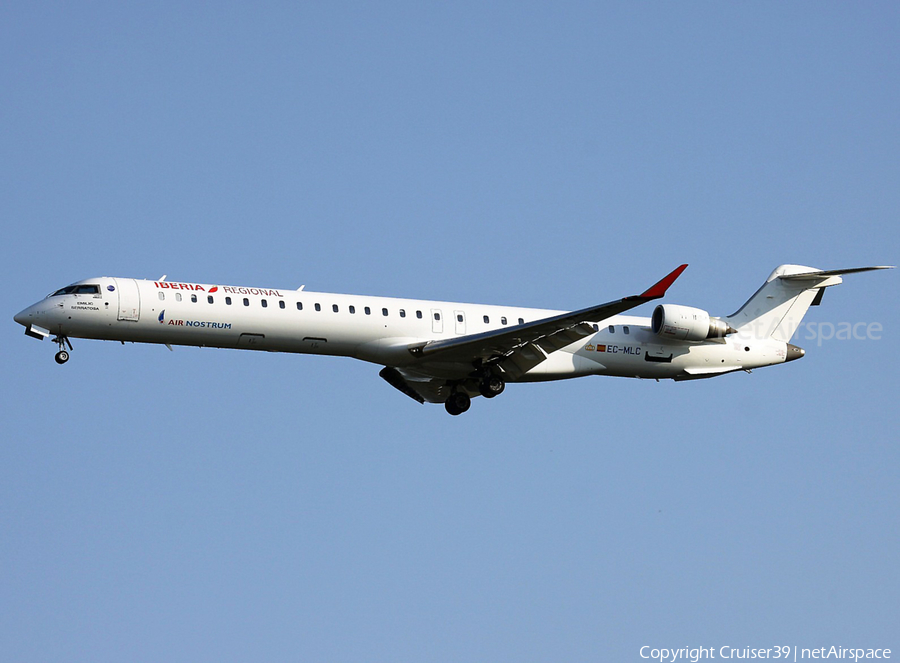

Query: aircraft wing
[{"left": 405, "top": 264, "right": 687, "bottom": 380}]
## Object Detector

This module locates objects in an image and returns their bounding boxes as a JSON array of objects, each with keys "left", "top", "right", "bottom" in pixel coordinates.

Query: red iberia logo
[
  {"left": 154, "top": 281, "right": 207, "bottom": 291},
  {"left": 154, "top": 281, "right": 283, "bottom": 297}
]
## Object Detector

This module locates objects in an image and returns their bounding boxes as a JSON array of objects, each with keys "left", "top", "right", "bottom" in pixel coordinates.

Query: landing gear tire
[
  {"left": 55, "top": 350, "right": 69, "bottom": 365},
  {"left": 479, "top": 375, "right": 505, "bottom": 399},
  {"left": 445, "top": 391, "right": 471, "bottom": 416}
]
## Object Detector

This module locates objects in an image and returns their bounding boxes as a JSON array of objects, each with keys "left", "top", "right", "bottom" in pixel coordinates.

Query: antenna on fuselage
[
  {"left": 158, "top": 275, "right": 167, "bottom": 282},
  {"left": 297, "top": 285, "right": 305, "bottom": 291}
]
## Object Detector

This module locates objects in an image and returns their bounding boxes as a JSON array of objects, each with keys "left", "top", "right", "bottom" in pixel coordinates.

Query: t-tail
[{"left": 725, "top": 264, "right": 893, "bottom": 342}]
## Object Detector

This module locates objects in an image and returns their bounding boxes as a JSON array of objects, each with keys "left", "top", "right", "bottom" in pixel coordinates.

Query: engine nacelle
[{"left": 651, "top": 304, "right": 734, "bottom": 341}]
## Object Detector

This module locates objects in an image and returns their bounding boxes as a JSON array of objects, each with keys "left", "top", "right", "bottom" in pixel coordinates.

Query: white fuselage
[{"left": 14, "top": 276, "right": 790, "bottom": 382}]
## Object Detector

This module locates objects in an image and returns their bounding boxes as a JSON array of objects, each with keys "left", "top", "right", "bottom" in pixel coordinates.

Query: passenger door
[{"left": 114, "top": 278, "right": 141, "bottom": 321}]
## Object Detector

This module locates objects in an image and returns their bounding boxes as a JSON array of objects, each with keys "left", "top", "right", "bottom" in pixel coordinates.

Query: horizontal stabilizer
[{"left": 779, "top": 266, "right": 894, "bottom": 281}]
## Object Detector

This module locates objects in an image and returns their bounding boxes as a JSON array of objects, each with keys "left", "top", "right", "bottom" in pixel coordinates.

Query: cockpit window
[{"left": 51, "top": 284, "right": 99, "bottom": 297}]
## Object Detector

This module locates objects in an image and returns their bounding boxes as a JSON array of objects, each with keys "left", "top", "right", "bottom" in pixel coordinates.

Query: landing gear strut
[
  {"left": 52, "top": 336, "right": 72, "bottom": 365},
  {"left": 444, "top": 391, "right": 471, "bottom": 416}
]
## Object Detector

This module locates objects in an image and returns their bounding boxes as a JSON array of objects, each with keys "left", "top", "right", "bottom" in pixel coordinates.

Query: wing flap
[
  {"left": 535, "top": 322, "right": 596, "bottom": 354},
  {"left": 378, "top": 367, "right": 456, "bottom": 404},
  {"left": 501, "top": 342, "right": 547, "bottom": 380},
  {"left": 379, "top": 367, "right": 426, "bottom": 403}
]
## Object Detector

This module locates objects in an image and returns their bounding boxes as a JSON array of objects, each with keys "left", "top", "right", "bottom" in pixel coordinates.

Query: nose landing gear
[{"left": 52, "top": 336, "right": 72, "bottom": 365}]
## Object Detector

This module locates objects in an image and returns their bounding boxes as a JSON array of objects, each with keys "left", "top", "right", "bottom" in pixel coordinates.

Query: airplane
[{"left": 13, "top": 263, "right": 892, "bottom": 415}]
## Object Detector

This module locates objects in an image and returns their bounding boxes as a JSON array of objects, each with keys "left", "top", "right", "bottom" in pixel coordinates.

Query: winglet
[{"left": 640, "top": 264, "right": 688, "bottom": 299}]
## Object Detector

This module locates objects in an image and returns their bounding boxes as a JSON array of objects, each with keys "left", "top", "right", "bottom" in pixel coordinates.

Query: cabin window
[
  {"left": 400, "top": 309, "right": 406, "bottom": 318},
  {"left": 592, "top": 324, "right": 599, "bottom": 331},
  {"left": 457, "top": 314, "right": 463, "bottom": 322},
  {"left": 501, "top": 316, "right": 507, "bottom": 325},
  {"left": 365, "top": 306, "right": 371, "bottom": 315},
  {"left": 333, "top": 304, "right": 339, "bottom": 313},
  {"left": 416, "top": 310, "right": 422, "bottom": 319},
  {"left": 483, "top": 315, "right": 490, "bottom": 324},
  {"left": 518, "top": 318, "right": 524, "bottom": 325},
  {"left": 261, "top": 299, "right": 267, "bottom": 308},
  {"left": 279, "top": 300, "right": 285, "bottom": 309},
  {"left": 158, "top": 292, "right": 165, "bottom": 301},
  {"left": 608, "top": 325, "right": 615, "bottom": 333},
  {"left": 208, "top": 296, "right": 214, "bottom": 304},
  {"left": 175, "top": 293, "right": 182, "bottom": 302},
  {"left": 624, "top": 326, "right": 630, "bottom": 334},
  {"left": 382, "top": 308, "right": 389, "bottom": 317},
  {"left": 349, "top": 305, "right": 355, "bottom": 314},
  {"left": 434, "top": 312, "right": 441, "bottom": 321},
  {"left": 243, "top": 298, "right": 249, "bottom": 306},
  {"left": 225, "top": 297, "right": 232, "bottom": 305},
  {"left": 191, "top": 294, "right": 198, "bottom": 303},
  {"left": 315, "top": 303, "right": 321, "bottom": 312},
  {"left": 296, "top": 302, "right": 302, "bottom": 310}
]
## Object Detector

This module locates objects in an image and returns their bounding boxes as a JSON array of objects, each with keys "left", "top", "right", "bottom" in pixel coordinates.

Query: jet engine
[{"left": 651, "top": 304, "right": 735, "bottom": 341}]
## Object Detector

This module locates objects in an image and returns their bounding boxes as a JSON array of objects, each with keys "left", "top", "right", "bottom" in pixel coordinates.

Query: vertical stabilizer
[
  {"left": 726, "top": 265, "right": 838, "bottom": 342},
  {"left": 725, "top": 264, "right": 892, "bottom": 342}
]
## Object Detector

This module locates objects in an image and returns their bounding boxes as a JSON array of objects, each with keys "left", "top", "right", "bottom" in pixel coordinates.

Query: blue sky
[{"left": 2, "top": 2, "right": 898, "bottom": 661}]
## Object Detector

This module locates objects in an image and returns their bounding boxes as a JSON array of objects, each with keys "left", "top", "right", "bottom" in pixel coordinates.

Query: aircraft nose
[
  {"left": 14, "top": 307, "right": 30, "bottom": 326},
  {"left": 14, "top": 302, "right": 41, "bottom": 327}
]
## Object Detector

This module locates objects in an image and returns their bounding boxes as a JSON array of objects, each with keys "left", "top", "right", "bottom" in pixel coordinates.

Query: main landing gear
[
  {"left": 52, "top": 335, "right": 72, "bottom": 365},
  {"left": 478, "top": 374, "right": 505, "bottom": 399},
  {"left": 444, "top": 373, "right": 506, "bottom": 415},
  {"left": 444, "top": 391, "right": 471, "bottom": 416}
]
